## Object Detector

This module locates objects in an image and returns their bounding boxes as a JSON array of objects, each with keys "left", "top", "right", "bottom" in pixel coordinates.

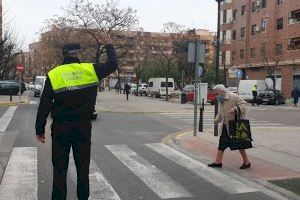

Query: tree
[{"left": 0, "top": 12, "right": 22, "bottom": 80}]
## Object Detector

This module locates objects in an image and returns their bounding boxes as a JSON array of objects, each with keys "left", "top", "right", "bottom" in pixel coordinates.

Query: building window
[
  {"left": 277, "top": 0, "right": 284, "bottom": 5},
  {"left": 223, "top": 10, "right": 227, "bottom": 24},
  {"left": 288, "top": 37, "right": 300, "bottom": 50},
  {"left": 252, "top": 24, "right": 258, "bottom": 35},
  {"left": 240, "top": 49, "right": 245, "bottom": 59},
  {"left": 252, "top": 1, "right": 258, "bottom": 12},
  {"left": 233, "top": 9, "right": 237, "bottom": 23},
  {"left": 241, "top": 5, "right": 246, "bottom": 16},
  {"left": 241, "top": 27, "right": 246, "bottom": 38},
  {"left": 232, "top": 51, "right": 236, "bottom": 62},
  {"left": 261, "top": 0, "right": 267, "bottom": 8},
  {"left": 251, "top": 48, "right": 256, "bottom": 58},
  {"left": 275, "top": 44, "right": 283, "bottom": 55},
  {"left": 232, "top": 30, "right": 237, "bottom": 40},
  {"left": 288, "top": 9, "right": 300, "bottom": 24},
  {"left": 277, "top": 18, "right": 283, "bottom": 30},
  {"left": 222, "top": 31, "right": 227, "bottom": 43},
  {"left": 262, "top": 18, "right": 267, "bottom": 31}
]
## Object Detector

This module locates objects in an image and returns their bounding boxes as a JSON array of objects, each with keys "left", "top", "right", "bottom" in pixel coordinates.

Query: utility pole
[{"left": 214, "top": 0, "right": 224, "bottom": 137}]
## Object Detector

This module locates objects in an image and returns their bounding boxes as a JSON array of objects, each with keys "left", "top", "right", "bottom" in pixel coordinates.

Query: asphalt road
[{"left": 0, "top": 92, "right": 292, "bottom": 200}]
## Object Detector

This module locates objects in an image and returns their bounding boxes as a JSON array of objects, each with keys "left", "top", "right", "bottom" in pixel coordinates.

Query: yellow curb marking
[{"left": 162, "top": 130, "right": 191, "bottom": 145}]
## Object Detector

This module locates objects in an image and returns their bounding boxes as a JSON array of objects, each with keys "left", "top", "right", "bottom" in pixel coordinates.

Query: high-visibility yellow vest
[
  {"left": 48, "top": 63, "right": 99, "bottom": 93},
  {"left": 252, "top": 86, "right": 257, "bottom": 92}
]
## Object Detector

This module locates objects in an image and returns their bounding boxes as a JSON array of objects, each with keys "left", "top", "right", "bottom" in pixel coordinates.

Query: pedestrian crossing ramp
[{"left": 0, "top": 143, "right": 289, "bottom": 200}]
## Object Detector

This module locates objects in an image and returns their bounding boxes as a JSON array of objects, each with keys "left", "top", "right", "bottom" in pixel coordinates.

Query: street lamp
[{"left": 214, "top": 0, "right": 224, "bottom": 136}]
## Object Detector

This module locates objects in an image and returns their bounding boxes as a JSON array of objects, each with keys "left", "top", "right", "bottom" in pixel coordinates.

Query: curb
[
  {"left": 0, "top": 97, "right": 29, "bottom": 107},
  {"left": 162, "top": 131, "right": 300, "bottom": 200}
]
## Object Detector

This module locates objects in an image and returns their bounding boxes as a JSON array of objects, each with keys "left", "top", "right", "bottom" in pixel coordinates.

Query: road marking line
[
  {"left": 146, "top": 143, "right": 258, "bottom": 194},
  {"left": 30, "top": 101, "right": 37, "bottom": 105},
  {"left": 69, "top": 157, "right": 120, "bottom": 200},
  {"left": 0, "top": 147, "right": 37, "bottom": 200},
  {"left": 105, "top": 144, "right": 193, "bottom": 199},
  {"left": 0, "top": 106, "right": 17, "bottom": 133}
]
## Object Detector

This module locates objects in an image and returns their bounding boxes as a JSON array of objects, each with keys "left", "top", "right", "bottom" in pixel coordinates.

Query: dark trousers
[
  {"left": 51, "top": 121, "right": 92, "bottom": 200},
  {"left": 126, "top": 93, "right": 129, "bottom": 100},
  {"left": 294, "top": 97, "right": 299, "bottom": 106},
  {"left": 252, "top": 96, "right": 257, "bottom": 106}
]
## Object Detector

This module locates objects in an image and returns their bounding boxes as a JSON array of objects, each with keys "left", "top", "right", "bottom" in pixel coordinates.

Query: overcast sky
[{"left": 2, "top": 0, "right": 218, "bottom": 50}]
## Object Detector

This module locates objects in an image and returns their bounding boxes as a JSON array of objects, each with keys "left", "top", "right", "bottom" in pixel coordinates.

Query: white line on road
[
  {"left": 0, "top": 147, "right": 37, "bottom": 200},
  {"left": 105, "top": 144, "right": 193, "bottom": 199},
  {"left": 30, "top": 101, "right": 37, "bottom": 105},
  {"left": 69, "top": 156, "right": 120, "bottom": 200},
  {"left": 146, "top": 143, "right": 258, "bottom": 194},
  {"left": 0, "top": 106, "right": 17, "bottom": 133}
]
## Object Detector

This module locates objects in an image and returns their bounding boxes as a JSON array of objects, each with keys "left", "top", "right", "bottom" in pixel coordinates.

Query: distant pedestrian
[
  {"left": 291, "top": 86, "right": 300, "bottom": 107},
  {"left": 251, "top": 85, "right": 258, "bottom": 106},
  {"left": 208, "top": 84, "right": 251, "bottom": 169},
  {"left": 124, "top": 83, "right": 131, "bottom": 101}
]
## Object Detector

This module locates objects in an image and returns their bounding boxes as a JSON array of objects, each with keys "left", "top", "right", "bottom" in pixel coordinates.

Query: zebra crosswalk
[
  {"left": 158, "top": 111, "right": 286, "bottom": 128},
  {"left": 0, "top": 143, "right": 263, "bottom": 200}
]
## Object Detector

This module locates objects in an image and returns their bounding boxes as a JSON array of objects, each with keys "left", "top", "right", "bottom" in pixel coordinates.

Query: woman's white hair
[{"left": 213, "top": 84, "right": 227, "bottom": 92}]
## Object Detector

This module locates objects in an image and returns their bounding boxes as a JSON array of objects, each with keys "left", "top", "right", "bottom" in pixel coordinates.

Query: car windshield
[
  {"left": 161, "top": 82, "right": 173, "bottom": 87},
  {"left": 35, "top": 78, "right": 44, "bottom": 86},
  {"left": 183, "top": 85, "right": 194, "bottom": 91}
]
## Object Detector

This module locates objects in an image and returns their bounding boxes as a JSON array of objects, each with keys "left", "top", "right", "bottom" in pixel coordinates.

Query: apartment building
[
  {"left": 221, "top": 0, "right": 300, "bottom": 97},
  {"left": 0, "top": 0, "right": 2, "bottom": 39}
]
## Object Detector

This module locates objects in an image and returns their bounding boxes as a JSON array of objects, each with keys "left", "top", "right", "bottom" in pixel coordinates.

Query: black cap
[{"left": 63, "top": 43, "right": 81, "bottom": 55}]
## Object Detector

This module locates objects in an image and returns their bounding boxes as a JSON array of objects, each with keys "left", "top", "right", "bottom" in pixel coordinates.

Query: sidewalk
[
  {"left": 0, "top": 92, "right": 29, "bottom": 106},
  {"left": 166, "top": 128, "right": 300, "bottom": 198}
]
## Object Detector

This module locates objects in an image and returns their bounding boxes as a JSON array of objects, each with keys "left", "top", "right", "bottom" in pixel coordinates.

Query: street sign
[
  {"left": 16, "top": 64, "right": 25, "bottom": 72},
  {"left": 236, "top": 69, "right": 243, "bottom": 79},
  {"left": 188, "top": 42, "right": 206, "bottom": 64}
]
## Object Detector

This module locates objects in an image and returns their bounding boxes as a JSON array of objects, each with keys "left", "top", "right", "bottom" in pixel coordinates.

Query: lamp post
[{"left": 214, "top": 0, "right": 224, "bottom": 137}]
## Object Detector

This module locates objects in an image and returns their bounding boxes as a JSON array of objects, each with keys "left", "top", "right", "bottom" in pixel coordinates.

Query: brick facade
[{"left": 221, "top": 0, "right": 300, "bottom": 98}]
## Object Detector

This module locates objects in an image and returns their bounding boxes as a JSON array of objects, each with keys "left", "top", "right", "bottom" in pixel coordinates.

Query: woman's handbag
[{"left": 228, "top": 106, "right": 253, "bottom": 150}]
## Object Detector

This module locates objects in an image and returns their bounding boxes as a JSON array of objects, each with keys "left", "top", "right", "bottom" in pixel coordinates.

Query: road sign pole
[
  {"left": 193, "top": 44, "right": 199, "bottom": 137},
  {"left": 19, "top": 73, "right": 21, "bottom": 102}
]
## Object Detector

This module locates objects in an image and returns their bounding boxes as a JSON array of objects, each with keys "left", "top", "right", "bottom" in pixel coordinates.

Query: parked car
[
  {"left": 0, "top": 80, "right": 26, "bottom": 95},
  {"left": 129, "top": 83, "right": 137, "bottom": 94},
  {"left": 137, "top": 83, "right": 148, "bottom": 96},
  {"left": 257, "top": 89, "right": 286, "bottom": 105},
  {"left": 182, "top": 84, "right": 215, "bottom": 104},
  {"left": 34, "top": 76, "right": 47, "bottom": 97},
  {"left": 228, "top": 87, "right": 237, "bottom": 94},
  {"left": 146, "top": 78, "right": 175, "bottom": 98}
]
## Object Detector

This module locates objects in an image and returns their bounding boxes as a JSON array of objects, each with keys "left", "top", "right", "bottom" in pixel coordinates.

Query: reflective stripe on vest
[{"left": 48, "top": 63, "right": 99, "bottom": 93}]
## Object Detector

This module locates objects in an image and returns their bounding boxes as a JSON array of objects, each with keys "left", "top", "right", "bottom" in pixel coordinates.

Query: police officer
[
  {"left": 252, "top": 85, "right": 258, "bottom": 106},
  {"left": 35, "top": 33, "right": 118, "bottom": 200}
]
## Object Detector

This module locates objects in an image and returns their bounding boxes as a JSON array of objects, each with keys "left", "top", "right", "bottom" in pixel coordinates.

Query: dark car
[
  {"left": 257, "top": 89, "right": 286, "bottom": 105},
  {"left": 0, "top": 80, "right": 26, "bottom": 95}
]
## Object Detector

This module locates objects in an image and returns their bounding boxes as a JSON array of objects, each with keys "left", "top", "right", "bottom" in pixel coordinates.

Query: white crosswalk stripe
[
  {"left": 0, "top": 106, "right": 17, "bottom": 133},
  {"left": 69, "top": 157, "right": 121, "bottom": 200},
  {"left": 158, "top": 112, "right": 285, "bottom": 127},
  {"left": 0, "top": 147, "right": 38, "bottom": 200},
  {"left": 146, "top": 143, "right": 258, "bottom": 194},
  {"left": 105, "top": 144, "right": 193, "bottom": 199}
]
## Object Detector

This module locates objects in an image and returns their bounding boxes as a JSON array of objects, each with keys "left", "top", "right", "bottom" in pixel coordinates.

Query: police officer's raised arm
[{"left": 93, "top": 33, "right": 118, "bottom": 79}]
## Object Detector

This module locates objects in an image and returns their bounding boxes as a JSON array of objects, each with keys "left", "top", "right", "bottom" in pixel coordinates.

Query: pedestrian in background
[
  {"left": 125, "top": 83, "right": 131, "bottom": 101},
  {"left": 251, "top": 85, "right": 258, "bottom": 106},
  {"left": 35, "top": 33, "right": 118, "bottom": 200},
  {"left": 291, "top": 85, "right": 300, "bottom": 107},
  {"left": 208, "top": 84, "right": 251, "bottom": 169}
]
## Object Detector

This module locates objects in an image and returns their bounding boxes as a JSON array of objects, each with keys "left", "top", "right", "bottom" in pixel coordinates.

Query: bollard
[
  {"left": 9, "top": 90, "right": 13, "bottom": 102},
  {"left": 198, "top": 98, "right": 204, "bottom": 132}
]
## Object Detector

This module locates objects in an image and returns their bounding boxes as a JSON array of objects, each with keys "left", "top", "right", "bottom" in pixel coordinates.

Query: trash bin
[{"left": 181, "top": 93, "right": 187, "bottom": 104}]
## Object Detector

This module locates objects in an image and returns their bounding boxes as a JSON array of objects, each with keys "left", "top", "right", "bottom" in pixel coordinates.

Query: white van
[
  {"left": 238, "top": 80, "right": 267, "bottom": 102},
  {"left": 146, "top": 78, "right": 175, "bottom": 98},
  {"left": 34, "top": 76, "right": 47, "bottom": 97}
]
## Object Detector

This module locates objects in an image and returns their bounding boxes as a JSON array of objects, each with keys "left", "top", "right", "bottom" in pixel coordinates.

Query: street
[{"left": 0, "top": 91, "right": 299, "bottom": 200}]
